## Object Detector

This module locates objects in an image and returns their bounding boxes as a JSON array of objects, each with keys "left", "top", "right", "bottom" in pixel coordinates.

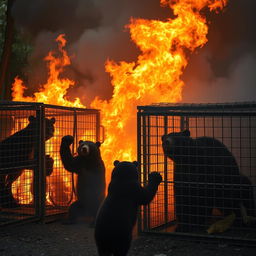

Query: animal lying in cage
[
  {"left": 0, "top": 115, "right": 55, "bottom": 208},
  {"left": 162, "top": 129, "right": 256, "bottom": 232}
]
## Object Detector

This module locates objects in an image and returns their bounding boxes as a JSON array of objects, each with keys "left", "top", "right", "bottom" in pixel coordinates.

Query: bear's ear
[
  {"left": 133, "top": 161, "right": 139, "bottom": 167},
  {"left": 79, "top": 140, "right": 84, "bottom": 145},
  {"left": 50, "top": 117, "right": 56, "bottom": 124},
  {"left": 182, "top": 130, "right": 190, "bottom": 137},
  {"left": 28, "top": 116, "right": 36, "bottom": 122},
  {"left": 113, "top": 160, "right": 120, "bottom": 166},
  {"left": 95, "top": 141, "right": 101, "bottom": 148}
]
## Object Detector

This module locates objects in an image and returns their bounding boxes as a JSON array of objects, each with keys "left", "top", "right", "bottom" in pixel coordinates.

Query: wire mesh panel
[
  {"left": 0, "top": 103, "right": 42, "bottom": 226},
  {"left": 137, "top": 102, "right": 256, "bottom": 244},
  {"left": 44, "top": 105, "right": 100, "bottom": 219},
  {"left": 0, "top": 101, "right": 100, "bottom": 226}
]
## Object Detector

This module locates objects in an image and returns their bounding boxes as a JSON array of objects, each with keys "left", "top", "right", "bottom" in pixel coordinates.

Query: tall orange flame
[
  {"left": 11, "top": 0, "right": 228, "bottom": 192},
  {"left": 12, "top": 34, "right": 84, "bottom": 107},
  {"left": 11, "top": 34, "right": 86, "bottom": 204},
  {"left": 91, "top": 0, "right": 228, "bottom": 183}
]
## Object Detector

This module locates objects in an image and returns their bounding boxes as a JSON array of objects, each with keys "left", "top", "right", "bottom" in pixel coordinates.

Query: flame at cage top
[
  {"left": 11, "top": 0, "right": 227, "bottom": 200},
  {"left": 92, "top": 0, "right": 228, "bottom": 182},
  {"left": 11, "top": 35, "right": 87, "bottom": 204},
  {"left": 12, "top": 34, "right": 84, "bottom": 108}
]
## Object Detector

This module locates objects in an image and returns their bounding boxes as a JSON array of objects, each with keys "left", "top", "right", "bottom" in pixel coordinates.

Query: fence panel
[
  {"left": 0, "top": 102, "right": 100, "bottom": 226},
  {"left": 137, "top": 102, "right": 256, "bottom": 244}
]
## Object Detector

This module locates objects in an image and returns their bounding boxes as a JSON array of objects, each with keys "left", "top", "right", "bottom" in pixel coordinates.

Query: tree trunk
[{"left": 0, "top": 0, "right": 15, "bottom": 100}]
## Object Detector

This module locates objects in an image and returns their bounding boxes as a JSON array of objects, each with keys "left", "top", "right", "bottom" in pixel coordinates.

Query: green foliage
[
  {"left": 10, "top": 32, "right": 32, "bottom": 79},
  {"left": 0, "top": 0, "right": 7, "bottom": 57},
  {"left": 0, "top": 0, "right": 32, "bottom": 91}
]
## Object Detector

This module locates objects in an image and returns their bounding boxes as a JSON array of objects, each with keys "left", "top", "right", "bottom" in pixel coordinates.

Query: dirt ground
[{"left": 0, "top": 220, "right": 256, "bottom": 256}]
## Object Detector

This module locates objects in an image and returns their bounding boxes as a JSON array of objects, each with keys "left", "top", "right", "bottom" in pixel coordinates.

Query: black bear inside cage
[
  {"left": 137, "top": 102, "right": 256, "bottom": 244},
  {"left": 0, "top": 101, "right": 101, "bottom": 226}
]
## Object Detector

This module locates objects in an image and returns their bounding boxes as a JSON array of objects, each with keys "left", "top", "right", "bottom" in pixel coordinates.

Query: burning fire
[
  {"left": 91, "top": 0, "right": 228, "bottom": 183},
  {"left": 12, "top": 35, "right": 85, "bottom": 204},
  {"left": 12, "top": 34, "right": 83, "bottom": 107},
  {"left": 11, "top": 0, "right": 227, "bottom": 204}
]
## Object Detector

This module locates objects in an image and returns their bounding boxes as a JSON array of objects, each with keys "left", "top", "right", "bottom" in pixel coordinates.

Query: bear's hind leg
[
  {"left": 97, "top": 249, "right": 112, "bottom": 256},
  {"left": 112, "top": 239, "right": 131, "bottom": 256},
  {"left": 175, "top": 184, "right": 212, "bottom": 232},
  {"left": 1, "top": 172, "right": 21, "bottom": 208},
  {"left": 63, "top": 200, "right": 83, "bottom": 225},
  {"left": 0, "top": 174, "right": 8, "bottom": 207}
]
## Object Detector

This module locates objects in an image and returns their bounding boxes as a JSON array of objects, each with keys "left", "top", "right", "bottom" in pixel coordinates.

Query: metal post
[
  {"left": 142, "top": 114, "right": 148, "bottom": 231},
  {"left": 164, "top": 115, "right": 168, "bottom": 225},
  {"left": 96, "top": 110, "right": 101, "bottom": 142},
  {"left": 137, "top": 110, "right": 142, "bottom": 234},
  {"left": 38, "top": 106, "right": 46, "bottom": 221}
]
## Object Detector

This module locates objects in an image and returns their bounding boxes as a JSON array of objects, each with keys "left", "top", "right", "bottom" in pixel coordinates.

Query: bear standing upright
[
  {"left": 0, "top": 115, "right": 55, "bottom": 208},
  {"left": 162, "top": 130, "right": 255, "bottom": 231},
  {"left": 94, "top": 160, "right": 162, "bottom": 256},
  {"left": 60, "top": 135, "right": 105, "bottom": 224}
]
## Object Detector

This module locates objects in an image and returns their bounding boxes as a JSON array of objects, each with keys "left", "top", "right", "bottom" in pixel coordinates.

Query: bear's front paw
[
  {"left": 45, "top": 155, "right": 54, "bottom": 176},
  {"left": 148, "top": 172, "right": 162, "bottom": 185},
  {"left": 62, "top": 135, "right": 74, "bottom": 146}
]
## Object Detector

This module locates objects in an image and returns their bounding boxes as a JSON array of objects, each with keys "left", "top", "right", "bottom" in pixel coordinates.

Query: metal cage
[
  {"left": 0, "top": 101, "right": 101, "bottom": 226},
  {"left": 137, "top": 102, "right": 256, "bottom": 244}
]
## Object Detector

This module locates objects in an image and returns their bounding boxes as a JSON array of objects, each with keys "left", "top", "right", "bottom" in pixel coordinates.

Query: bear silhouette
[
  {"left": 94, "top": 160, "right": 162, "bottom": 256},
  {"left": 0, "top": 115, "right": 55, "bottom": 208},
  {"left": 60, "top": 135, "right": 105, "bottom": 225},
  {"left": 162, "top": 130, "right": 255, "bottom": 231}
]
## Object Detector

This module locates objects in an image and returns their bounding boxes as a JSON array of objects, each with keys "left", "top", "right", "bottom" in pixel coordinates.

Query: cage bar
[
  {"left": 137, "top": 102, "right": 256, "bottom": 244},
  {"left": 0, "top": 101, "right": 100, "bottom": 226}
]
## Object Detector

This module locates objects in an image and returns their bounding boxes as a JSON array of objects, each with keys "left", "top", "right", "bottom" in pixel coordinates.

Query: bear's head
[
  {"left": 162, "top": 129, "right": 191, "bottom": 161},
  {"left": 77, "top": 140, "right": 101, "bottom": 160},
  {"left": 111, "top": 160, "right": 139, "bottom": 181},
  {"left": 28, "top": 116, "right": 55, "bottom": 141}
]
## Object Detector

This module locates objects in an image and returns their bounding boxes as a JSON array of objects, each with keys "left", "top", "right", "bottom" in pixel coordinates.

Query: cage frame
[
  {"left": 0, "top": 101, "right": 101, "bottom": 226},
  {"left": 137, "top": 102, "right": 256, "bottom": 245}
]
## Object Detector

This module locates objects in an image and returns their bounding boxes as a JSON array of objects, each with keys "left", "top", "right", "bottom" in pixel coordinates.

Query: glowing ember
[{"left": 11, "top": 0, "right": 227, "bottom": 204}]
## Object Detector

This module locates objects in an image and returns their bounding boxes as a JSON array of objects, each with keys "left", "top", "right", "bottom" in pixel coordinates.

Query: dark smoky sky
[
  {"left": 11, "top": 0, "right": 256, "bottom": 104},
  {"left": 182, "top": 0, "right": 256, "bottom": 103}
]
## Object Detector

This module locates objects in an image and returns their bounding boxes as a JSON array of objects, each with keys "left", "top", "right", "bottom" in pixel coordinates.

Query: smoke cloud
[
  {"left": 10, "top": 0, "right": 256, "bottom": 104},
  {"left": 182, "top": 0, "right": 256, "bottom": 103},
  {"left": 12, "top": 0, "right": 102, "bottom": 40}
]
